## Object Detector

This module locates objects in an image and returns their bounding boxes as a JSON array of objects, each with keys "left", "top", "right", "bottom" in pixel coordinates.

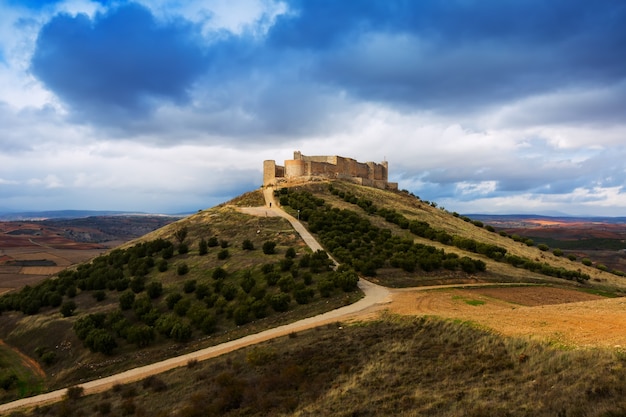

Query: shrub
[
  {"left": 195, "top": 283, "right": 211, "bottom": 300},
  {"left": 212, "top": 267, "right": 227, "bottom": 280},
  {"left": 130, "top": 276, "right": 145, "bottom": 293},
  {"left": 183, "top": 279, "right": 197, "bottom": 294},
  {"left": 537, "top": 244, "right": 550, "bottom": 252},
  {"left": 93, "top": 290, "right": 106, "bottom": 301},
  {"left": 220, "top": 239, "right": 229, "bottom": 248},
  {"left": 268, "top": 293, "right": 291, "bottom": 312},
  {"left": 262, "top": 241, "right": 277, "bottom": 255},
  {"left": 170, "top": 322, "right": 192, "bottom": 342},
  {"left": 166, "top": 293, "right": 183, "bottom": 309},
  {"left": 126, "top": 324, "right": 155, "bottom": 348},
  {"left": 217, "top": 249, "right": 230, "bottom": 260},
  {"left": 119, "top": 291, "right": 135, "bottom": 310},
  {"left": 242, "top": 239, "right": 254, "bottom": 250},
  {"left": 198, "top": 238, "right": 208, "bottom": 255},
  {"left": 207, "top": 237, "right": 219, "bottom": 247},
  {"left": 174, "top": 298, "right": 192, "bottom": 316},
  {"left": 178, "top": 242, "right": 189, "bottom": 255},
  {"left": 582, "top": 258, "right": 593, "bottom": 266},
  {"left": 41, "top": 351, "right": 56, "bottom": 366},
  {"left": 285, "top": 247, "right": 297, "bottom": 259},
  {"left": 146, "top": 281, "right": 163, "bottom": 299},
  {"left": 177, "top": 263, "right": 189, "bottom": 276},
  {"left": 60, "top": 301, "right": 77, "bottom": 317},
  {"left": 553, "top": 248, "right": 564, "bottom": 257},
  {"left": 66, "top": 386, "right": 84, "bottom": 401}
]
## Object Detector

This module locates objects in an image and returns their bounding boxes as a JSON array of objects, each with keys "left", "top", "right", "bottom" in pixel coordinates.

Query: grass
[
  {"left": 23, "top": 315, "right": 626, "bottom": 417},
  {"left": 0, "top": 343, "right": 45, "bottom": 403},
  {"left": 452, "top": 295, "right": 486, "bottom": 306}
]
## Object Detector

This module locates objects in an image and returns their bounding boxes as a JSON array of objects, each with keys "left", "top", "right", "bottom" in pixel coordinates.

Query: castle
[{"left": 264, "top": 151, "right": 398, "bottom": 190}]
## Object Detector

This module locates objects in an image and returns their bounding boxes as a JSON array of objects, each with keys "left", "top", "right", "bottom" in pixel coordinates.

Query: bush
[
  {"left": 268, "top": 293, "right": 291, "bottom": 312},
  {"left": 582, "top": 258, "right": 593, "bottom": 266},
  {"left": 66, "top": 386, "right": 84, "bottom": 401},
  {"left": 217, "top": 249, "right": 230, "bottom": 260},
  {"left": 285, "top": 247, "right": 296, "bottom": 258},
  {"left": 183, "top": 279, "right": 197, "bottom": 294},
  {"left": 198, "top": 238, "right": 208, "bottom": 255},
  {"left": 178, "top": 242, "right": 189, "bottom": 255},
  {"left": 242, "top": 239, "right": 254, "bottom": 250},
  {"left": 207, "top": 236, "right": 219, "bottom": 247},
  {"left": 41, "top": 351, "right": 56, "bottom": 366},
  {"left": 146, "top": 281, "right": 163, "bottom": 299},
  {"left": 553, "top": 248, "right": 564, "bottom": 257},
  {"left": 93, "top": 290, "right": 106, "bottom": 301},
  {"left": 262, "top": 241, "right": 277, "bottom": 255},
  {"left": 177, "top": 263, "right": 189, "bottom": 275},
  {"left": 537, "top": 244, "right": 550, "bottom": 252},
  {"left": 212, "top": 267, "right": 227, "bottom": 280},
  {"left": 119, "top": 291, "right": 135, "bottom": 310},
  {"left": 166, "top": 293, "right": 183, "bottom": 309},
  {"left": 60, "top": 301, "right": 77, "bottom": 317}
]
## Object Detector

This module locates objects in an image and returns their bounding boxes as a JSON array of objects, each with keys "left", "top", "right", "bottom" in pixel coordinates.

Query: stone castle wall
[{"left": 264, "top": 151, "right": 398, "bottom": 190}]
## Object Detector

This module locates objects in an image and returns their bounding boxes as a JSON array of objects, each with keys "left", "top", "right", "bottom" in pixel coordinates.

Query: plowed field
[{"left": 384, "top": 286, "right": 626, "bottom": 348}]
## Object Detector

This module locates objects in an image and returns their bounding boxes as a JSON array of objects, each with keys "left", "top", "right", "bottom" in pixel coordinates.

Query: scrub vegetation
[{"left": 25, "top": 316, "right": 626, "bottom": 417}]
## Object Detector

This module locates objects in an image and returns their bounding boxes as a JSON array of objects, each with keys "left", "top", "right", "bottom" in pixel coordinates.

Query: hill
[{"left": 1, "top": 181, "right": 626, "bottom": 414}]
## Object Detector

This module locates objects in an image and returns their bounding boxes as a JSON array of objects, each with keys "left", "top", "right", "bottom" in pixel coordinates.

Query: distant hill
[{"left": 0, "top": 210, "right": 146, "bottom": 221}]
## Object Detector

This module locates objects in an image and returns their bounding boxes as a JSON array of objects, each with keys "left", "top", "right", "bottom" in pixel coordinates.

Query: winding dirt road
[{"left": 0, "top": 194, "right": 388, "bottom": 414}]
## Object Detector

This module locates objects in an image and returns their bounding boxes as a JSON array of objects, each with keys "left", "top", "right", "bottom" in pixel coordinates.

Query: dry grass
[{"left": 25, "top": 315, "right": 626, "bottom": 417}]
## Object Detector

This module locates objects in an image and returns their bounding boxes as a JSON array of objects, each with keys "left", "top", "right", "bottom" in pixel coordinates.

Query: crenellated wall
[{"left": 263, "top": 151, "right": 397, "bottom": 190}]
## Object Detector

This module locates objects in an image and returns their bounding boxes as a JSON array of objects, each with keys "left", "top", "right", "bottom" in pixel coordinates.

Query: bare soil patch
[
  {"left": 384, "top": 286, "right": 626, "bottom": 348},
  {"left": 464, "top": 286, "right": 603, "bottom": 306}
]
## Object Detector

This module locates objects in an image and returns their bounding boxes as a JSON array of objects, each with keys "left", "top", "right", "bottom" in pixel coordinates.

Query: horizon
[{"left": 2, "top": 1, "right": 626, "bottom": 216}]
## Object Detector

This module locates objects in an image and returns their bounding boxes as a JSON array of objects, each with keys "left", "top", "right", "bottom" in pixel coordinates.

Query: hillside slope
[
  {"left": 275, "top": 181, "right": 626, "bottom": 290},
  {"left": 1, "top": 180, "right": 625, "bottom": 410}
]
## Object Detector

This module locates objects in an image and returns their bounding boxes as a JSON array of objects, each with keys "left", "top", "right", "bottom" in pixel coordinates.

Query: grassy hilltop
[{"left": 2, "top": 180, "right": 626, "bottom": 416}]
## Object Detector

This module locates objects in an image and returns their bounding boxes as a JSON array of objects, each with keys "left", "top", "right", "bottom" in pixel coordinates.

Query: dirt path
[{"left": 0, "top": 198, "right": 385, "bottom": 414}]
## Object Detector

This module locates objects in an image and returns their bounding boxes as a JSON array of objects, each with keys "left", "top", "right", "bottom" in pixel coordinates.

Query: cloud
[
  {"left": 0, "top": 0, "right": 625, "bottom": 215},
  {"left": 31, "top": 3, "right": 210, "bottom": 123}
]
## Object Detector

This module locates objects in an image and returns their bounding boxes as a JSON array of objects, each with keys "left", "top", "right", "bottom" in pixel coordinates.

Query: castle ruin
[{"left": 264, "top": 151, "right": 398, "bottom": 190}]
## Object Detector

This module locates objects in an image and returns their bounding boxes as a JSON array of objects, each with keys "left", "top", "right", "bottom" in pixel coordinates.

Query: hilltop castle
[{"left": 264, "top": 151, "right": 398, "bottom": 190}]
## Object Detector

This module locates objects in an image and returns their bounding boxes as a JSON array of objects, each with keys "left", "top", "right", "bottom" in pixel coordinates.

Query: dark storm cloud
[
  {"left": 270, "top": 0, "right": 626, "bottom": 111},
  {"left": 28, "top": 0, "right": 626, "bottom": 135},
  {"left": 31, "top": 3, "right": 210, "bottom": 122}
]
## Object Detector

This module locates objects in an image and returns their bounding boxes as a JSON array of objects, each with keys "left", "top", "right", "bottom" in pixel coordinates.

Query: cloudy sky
[{"left": 1, "top": 0, "right": 625, "bottom": 216}]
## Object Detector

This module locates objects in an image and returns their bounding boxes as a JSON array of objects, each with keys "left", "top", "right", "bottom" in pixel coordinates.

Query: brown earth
[{"left": 381, "top": 286, "right": 626, "bottom": 348}]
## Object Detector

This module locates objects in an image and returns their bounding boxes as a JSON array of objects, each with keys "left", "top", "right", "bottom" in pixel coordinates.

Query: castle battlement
[{"left": 264, "top": 151, "right": 398, "bottom": 190}]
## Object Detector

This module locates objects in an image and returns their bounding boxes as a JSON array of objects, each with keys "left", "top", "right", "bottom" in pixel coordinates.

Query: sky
[{"left": 1, "top": 0, "right": 625, "bottom": 216}]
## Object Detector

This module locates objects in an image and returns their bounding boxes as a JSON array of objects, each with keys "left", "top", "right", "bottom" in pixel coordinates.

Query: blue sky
[{"left": 1, "top": 0, "right": 625, "bottom": 215}]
